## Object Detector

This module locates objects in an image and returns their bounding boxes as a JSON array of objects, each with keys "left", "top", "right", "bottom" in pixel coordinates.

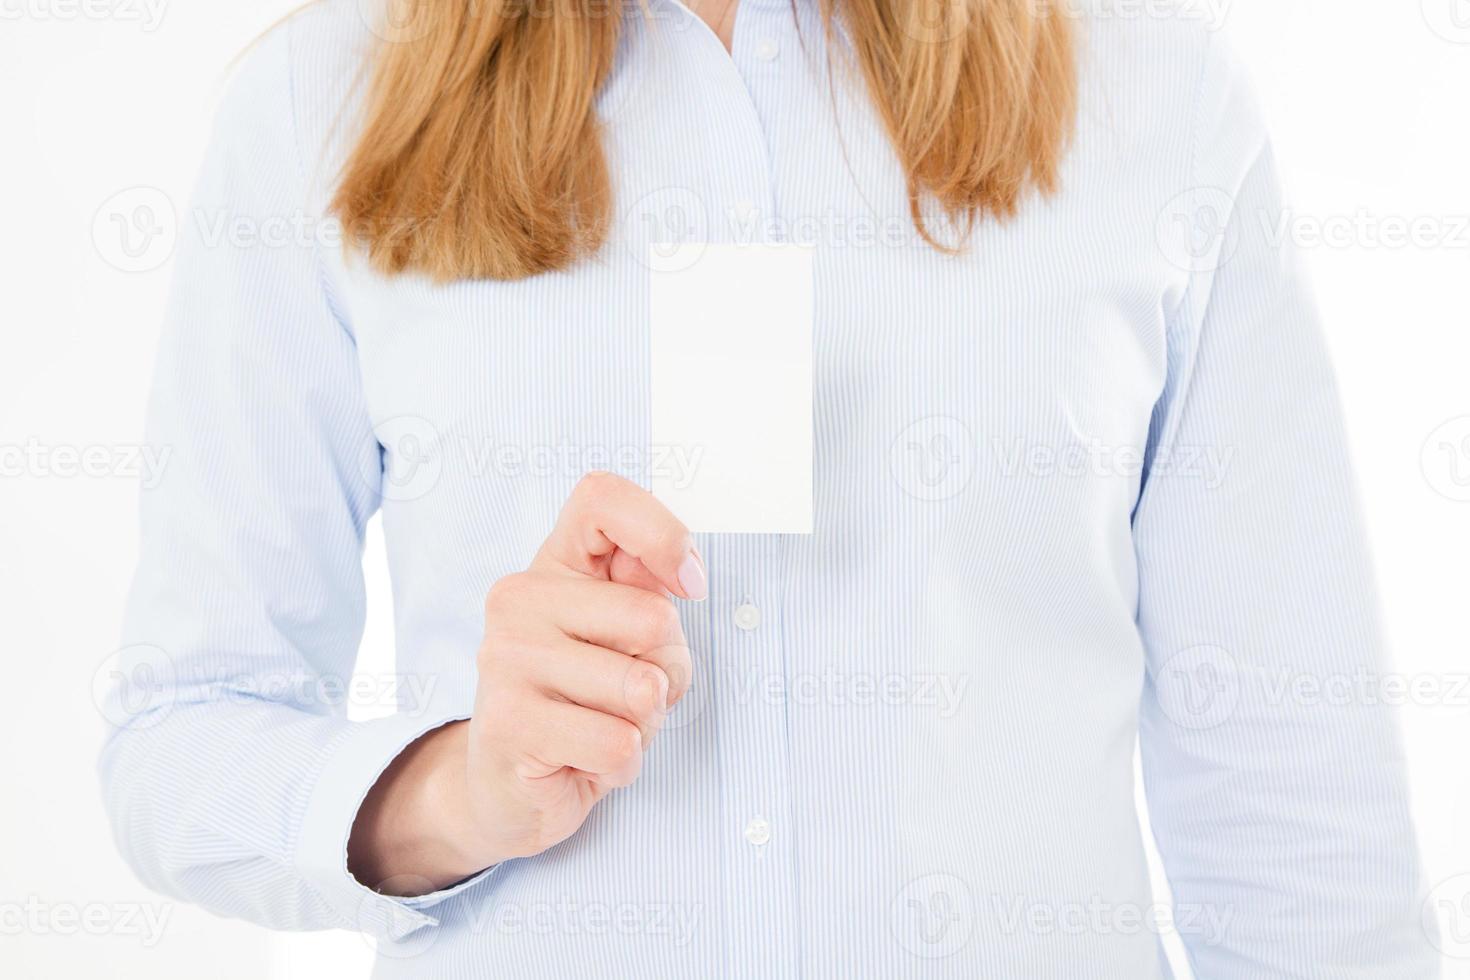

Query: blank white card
[{"left": 649, "top": 242, "right": 814, "bottom": 534}]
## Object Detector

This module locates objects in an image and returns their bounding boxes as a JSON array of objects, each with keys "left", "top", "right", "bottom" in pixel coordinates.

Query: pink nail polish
[{"left": 677, "top": 550, "right": 708, "bottom": 601}]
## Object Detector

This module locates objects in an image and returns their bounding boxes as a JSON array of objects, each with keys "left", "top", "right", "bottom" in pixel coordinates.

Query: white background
[{"left": 2, "top": 0, "right": 1467, "bottom": 976}]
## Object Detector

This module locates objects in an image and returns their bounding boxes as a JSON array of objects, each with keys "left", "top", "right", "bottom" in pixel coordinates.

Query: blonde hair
[{"left": 332, "top": 0, "right": 1077, "bottom": 281}]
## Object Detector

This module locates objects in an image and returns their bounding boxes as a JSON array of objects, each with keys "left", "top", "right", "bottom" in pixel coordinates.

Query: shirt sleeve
[
  {"left": 96, "top": 23, "right": 490, "bottom": 942},
  {"left": 1133, "top": 31, "right": 1435, "bottom": 978}
]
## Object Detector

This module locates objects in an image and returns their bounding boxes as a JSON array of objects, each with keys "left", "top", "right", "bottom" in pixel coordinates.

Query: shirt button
[
  {"left": 753, "top": 38, "right": 779, "bottom": 62},
  {"left": 744, "top": 816, "right": 771, "bottom": 846},
  {"left": 733, "top": 601, "right": 761, "bottom": 631}
]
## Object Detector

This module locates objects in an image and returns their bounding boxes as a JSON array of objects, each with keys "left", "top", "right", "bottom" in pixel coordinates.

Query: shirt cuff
[{"left": 292, "top": 710, "right": 497, "bottom": 942}]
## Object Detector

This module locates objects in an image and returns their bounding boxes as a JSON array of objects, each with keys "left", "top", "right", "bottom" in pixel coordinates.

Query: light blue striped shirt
[{"left": 98, "top": 1, "right": 1436, "bottom": 976}]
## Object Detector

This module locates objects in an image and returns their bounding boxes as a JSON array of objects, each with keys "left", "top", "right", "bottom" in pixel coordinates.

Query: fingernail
[{"left": 677, "top": 549, "right": 708, "bottom": 601}]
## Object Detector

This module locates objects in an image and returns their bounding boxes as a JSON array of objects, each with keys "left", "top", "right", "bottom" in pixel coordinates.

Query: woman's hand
[{"left": 348, "top": 472, "right": 706, "bottom": 894}]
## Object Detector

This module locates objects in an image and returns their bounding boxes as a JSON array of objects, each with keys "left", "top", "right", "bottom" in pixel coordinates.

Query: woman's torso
[{"left": 292, "top": 0, "right": 1217, "bottom": 973}]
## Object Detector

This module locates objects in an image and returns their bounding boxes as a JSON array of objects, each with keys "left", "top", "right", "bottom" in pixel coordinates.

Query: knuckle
[
  {"left": 662, "top": 648, "right": 694, "bottom": 703},
  {"left": 599, "top": 760, "right": 639, "bottom": 790},
  {"left": 484, "top": 572, "right": 533, "bottom": 613},
  {"left": 574, "top": 470, "right": 621, "bottom": 504},
  {"left": 630, "top": 592, "right": 681, "bottom": 646},
  {"left": 625, "top": 663, "right": 670, "bottom": 720},
  {"left": 601, "top": 720, "right": 642, "bottom": 768}
]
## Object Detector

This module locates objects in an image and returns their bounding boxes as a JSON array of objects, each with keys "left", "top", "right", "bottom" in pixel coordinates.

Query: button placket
[
  {"left": 722, "top": 0, "right": 788, "bottom": 243},
  {"left": 712, "top": 536, "right": 798, "bottom": 977},
  {"left": 659, "top": 6, "right": 801, "bottom": 973}
]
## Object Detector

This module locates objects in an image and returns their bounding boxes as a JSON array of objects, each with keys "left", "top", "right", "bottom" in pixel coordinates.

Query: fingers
[
  {"left": 531, "top": 636, "right": 672, "bottom": 746},
  {"left": 473, "top": 473, "right": 705, "bottom": 809},
  {"left": 481, "top": 573, "right": 695, "bottom": 763},
  {"left": 533, "top": 471, "right": 708, "bottom": 601},
  {"left": 542, "top": 576, "right": 689, "bottom": 656},
  {"left": 552, "top": 578, "right": 694, "bottom": 707},
  {"left": 550, "top": 583, "right": 693, "bottom": 708},
  {"left": 486, "top": 573, "right": 694, "bottom": 706},
  {"left": 518, "top": 699, "right": 644, "bottom": 787}
]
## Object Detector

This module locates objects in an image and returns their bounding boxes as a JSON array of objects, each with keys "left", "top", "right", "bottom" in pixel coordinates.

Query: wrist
[{"left": 348, "top": 720, "right": 489, "bottom": 895}]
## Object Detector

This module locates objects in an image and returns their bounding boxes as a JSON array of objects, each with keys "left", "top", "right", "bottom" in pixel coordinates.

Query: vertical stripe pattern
[{"left": 97, "top": 1, "right": 1435, "bottom": 977}]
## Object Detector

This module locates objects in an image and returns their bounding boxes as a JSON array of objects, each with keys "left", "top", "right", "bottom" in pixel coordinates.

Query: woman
[{"left": 100, "top": 0, "right": 1435, "bottom": 975}]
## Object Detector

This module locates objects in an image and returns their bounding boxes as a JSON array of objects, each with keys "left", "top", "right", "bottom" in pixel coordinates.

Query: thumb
[{"left": 607, "top": 548, "right": 675, "bottom": 596}]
